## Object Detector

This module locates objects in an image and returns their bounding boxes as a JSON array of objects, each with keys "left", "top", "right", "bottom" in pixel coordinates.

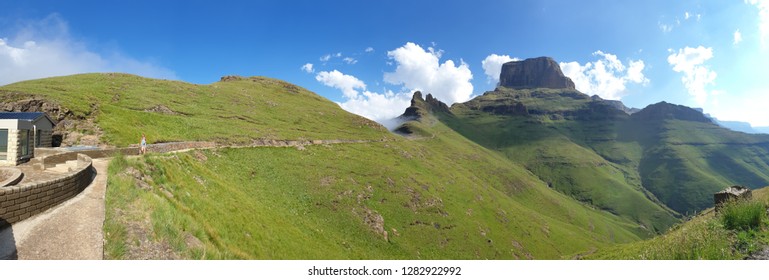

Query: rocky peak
[
  {"left": 499, "top": 57, "right": 576, "bottom": 90},
  {"left": 631, "top": 101, "right": 713, "bottom": 123},
  {"left": 400, "top": 91, "right": 450, "bottom": 119}
]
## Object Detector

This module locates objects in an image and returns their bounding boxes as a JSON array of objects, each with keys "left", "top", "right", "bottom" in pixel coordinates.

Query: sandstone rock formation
[{"left": 499, "top": 57, "right": 576, "bottom": 90}]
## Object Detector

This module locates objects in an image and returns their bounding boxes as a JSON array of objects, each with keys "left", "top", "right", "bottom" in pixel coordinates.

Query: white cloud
[
  {"left": 335, "top": 52, "right": 342, "bottom": 57},
  {"left": 734, "top": 30, "right": 743, "bottom": 45},
  {"left": 338, "top": 90, "right": 412, "bottom": 127},
  {"left": 708, "top": 88, "right": 769, "bottom": 127},
  {"left": 667, "top": 46, "right": 718, "bottom": 105},
  {"left": 559, "top": 51, "right": 648, "bottom": 100},
  {"left": 314, "top": 42, "right": 474, "bottom": 126},
  {"left": 747, "top": 0, "right": 769, "bottom": 46},
  {"left": 481, "top": 54, "right": 520, "bottom": 84},
  {"left": 685, "top": 12, "right": 691, "bottom": 20},
  {"left": 320, "top": 54, "right": 331, "bottom": 62},
  {"left": 343, "top": 57, "right": 357, "bottom": 64},
  {"left": 301, "top": 63, "right": 314, "bottom": 73},
  {"left": 659, "top": 21, "right": 673, "bottom": 33},
  {"left": 365, "top": 47, "right": 374, "bottom": 52},
  {"left": 0, "top": 14, "right": 176, "bottom": 85},
  {"left": 315, "top": 70, "right": 366, "bottom": 99},
  {"left": 383, "top": 42, "right": 473, "bottom": 105}
]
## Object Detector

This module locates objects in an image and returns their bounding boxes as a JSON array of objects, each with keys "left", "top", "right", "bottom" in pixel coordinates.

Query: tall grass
[{"left": 720, "top": 199, "right": 766, "bottom": 231}]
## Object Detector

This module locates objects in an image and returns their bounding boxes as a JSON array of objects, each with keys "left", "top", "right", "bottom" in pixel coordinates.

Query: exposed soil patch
[{"left": 145, "top": 105, "right": 179, "bottom": 115}]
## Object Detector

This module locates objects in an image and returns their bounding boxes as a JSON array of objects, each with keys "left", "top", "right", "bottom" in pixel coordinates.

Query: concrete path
[{"left": 0, "top": 158, "right": 109, "bottom": 260}]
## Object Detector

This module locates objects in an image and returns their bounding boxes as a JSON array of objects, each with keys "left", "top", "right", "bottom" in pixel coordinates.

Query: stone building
[{"left": 0, "top": 112, "right": 56, "bottom": 166}]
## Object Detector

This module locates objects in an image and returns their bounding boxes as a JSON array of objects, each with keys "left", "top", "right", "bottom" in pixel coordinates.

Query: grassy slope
[
  {"left": 440, "top": 89, "right": 680, "bottom": 232},
  {"left": 0, "top": 73, "right": 387, "bottom": 146},
  {"left": 105, "top": 119, "right": 647, "bottom": 259},
  {"left": 634, "top": 119, "right": 769, "bottom": 213},
  {"left": 7, "top": 73, "right": 638, "bottom": 259},
  {"left": 439, "top": 87, "right": 769, "bottom": 231},
  {"left": 586, "top": 187, "right": 769, "bottom": 260}
]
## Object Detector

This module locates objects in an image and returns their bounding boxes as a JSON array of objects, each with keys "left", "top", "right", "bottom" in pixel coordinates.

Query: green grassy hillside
[
  {"left": 436, "top": 87, "right": 769, "bottom": 230},
  {"left": 105, "top": 118, "right": 648, "bottom": 259},
  {"left": 586, "top": 187, "right": 769, "bottom": 260},
  {"left": 0, "top": 73, "right": 652, "bottom": 259},
  {"left": 0, "top": 74, "right": 387, "bottom": 146},
  {"left": 439, "top": 88, "right": 680, "bottom": 232}
]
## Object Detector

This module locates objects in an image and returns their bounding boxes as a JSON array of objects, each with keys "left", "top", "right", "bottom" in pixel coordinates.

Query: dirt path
[{"left": 1, "top": 159, "right": 109, "bottom": 260}]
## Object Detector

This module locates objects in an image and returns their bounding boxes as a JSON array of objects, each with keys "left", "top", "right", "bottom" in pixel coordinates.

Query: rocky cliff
[{"left": 499, "top": 57, "right": 576, "bottom": 90}]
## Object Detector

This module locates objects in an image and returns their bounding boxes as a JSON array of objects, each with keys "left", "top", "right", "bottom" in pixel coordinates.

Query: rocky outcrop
[
  {"left": 499, "top": 57, "right": 576, "bottom": 90},
  {"left": 0, "top": 98, "right": 72, "bottom": 123},
  {"left": 399, "top": 91, "right": 451, "bottom": 120},
  {"left": 480, "top": 102, "right": 528, "bottom": 116}
]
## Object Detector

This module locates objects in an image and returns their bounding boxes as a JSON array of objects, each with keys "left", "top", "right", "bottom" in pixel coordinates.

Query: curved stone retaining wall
[
  {"left": 0, "top": 154, "right": 94, "bottom": 227},
  {"left": 0, "top": 168, "right": 23, "bottom": 187}
]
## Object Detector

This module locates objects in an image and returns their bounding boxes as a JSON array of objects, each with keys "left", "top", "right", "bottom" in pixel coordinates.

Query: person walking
[{"left": 140, "top": 134, "right": 147, "bottom": 155}]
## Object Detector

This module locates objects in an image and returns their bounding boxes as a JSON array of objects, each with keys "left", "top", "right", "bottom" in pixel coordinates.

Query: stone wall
[
  {"left": 0, "top": 168, "right": 23, "bottom": 187},
  {"left": 4, "top": 129, "right": 19, "bottom": 166},
  {"left": 0, "top": 129, "right": 33, "bottom": 166},
  {"left": 146, "top": 141, "right": 217, "bottom": 153},
  {"left": 0, "top": 154, "right": 94, "bottom": 227},
  {"left": 38, "top": 147, "right": 139, "bottom": 167}
]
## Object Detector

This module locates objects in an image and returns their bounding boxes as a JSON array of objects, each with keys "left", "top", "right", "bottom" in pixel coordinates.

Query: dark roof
[{"left": 0, "top": 112, "right": 56, "bottom": 125}]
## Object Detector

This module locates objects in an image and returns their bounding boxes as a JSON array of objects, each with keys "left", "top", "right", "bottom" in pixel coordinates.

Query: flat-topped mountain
[{"left": 499, "top": 57, "right": 576, "bottom": 90}]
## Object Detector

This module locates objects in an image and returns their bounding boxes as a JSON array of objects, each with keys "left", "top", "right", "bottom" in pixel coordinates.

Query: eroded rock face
[
  {"left": 499, "top": 57, "right": 576, "bottom": 90},
  {"left": 0, "top": 99, "right": 72, "bottom": 122}
]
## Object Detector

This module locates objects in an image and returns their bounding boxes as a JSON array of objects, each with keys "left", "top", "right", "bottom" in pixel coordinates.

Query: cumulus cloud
[
  {"left": 301, "top": 63, "right": 314, "bottom": 73},
  {"left": 338, "top": 90, "right": 412, "bottom": 127},
  {"left": 747, "top": 0, "right": 769, "bottom": 45},
  {"left": 365, "top": 47, "right": 374, "bottom": 52},
  {"left": 314, "top": 69, "right": 411, "bottom": 124},
  {"left": 734, "top": 30, "right": 743, "bottom": 45},
  {"left": 343, "top": 57, "right": 357, "bottom": 64},
  {"left": 0, "top": 14, "right": 176, "bottom": 85},
  {"left": 315, "top": 70, "right": 366, "bottom": 99},
  {"left": 559, "top": 51, "right": 649, "bottom": 100},
  {"left": 685, "top": 12, "right": 691, "bottom": 20},
  {"left": 312, "top": 42, "right": 474, "bottom": 126},
  {"left": 319, "top": 54, "right": 331, "bottom": 62},
  {"left": 481, "top": 54, "right": 520, "bottom": 84},
  {"left": 383, "top": 42, "right": 473, "bottom": 105},
  {"left": 667, "top": 46, "right": 717, "bottom": 105}
]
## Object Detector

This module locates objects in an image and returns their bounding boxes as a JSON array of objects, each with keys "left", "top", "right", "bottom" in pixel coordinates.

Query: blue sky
[{"left": 2, "top": 0, "right": 768, "bottom": 127}]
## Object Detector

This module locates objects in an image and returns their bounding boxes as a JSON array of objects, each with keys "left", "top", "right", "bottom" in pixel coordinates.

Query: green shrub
[{"left": 720, "top": 199, "right": 766, "bottom": 231}]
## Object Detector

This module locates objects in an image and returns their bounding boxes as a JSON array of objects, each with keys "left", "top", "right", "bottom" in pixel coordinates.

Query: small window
[
  {"left": 20, "top": 129, "right": 30, "bottom": 156},
  {"left": 0, "top": 129, "right": 8, "bottom": 159}
]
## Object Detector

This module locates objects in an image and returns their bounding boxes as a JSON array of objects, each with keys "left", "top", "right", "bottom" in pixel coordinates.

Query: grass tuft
[{"left": 720, "top": 199, "right": 766, "bottom": 231}]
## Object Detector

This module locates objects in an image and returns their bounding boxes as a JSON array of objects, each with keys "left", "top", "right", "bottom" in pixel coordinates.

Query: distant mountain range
[{"left": 396, "top": 57, "right": 769, "bottom": 232}]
